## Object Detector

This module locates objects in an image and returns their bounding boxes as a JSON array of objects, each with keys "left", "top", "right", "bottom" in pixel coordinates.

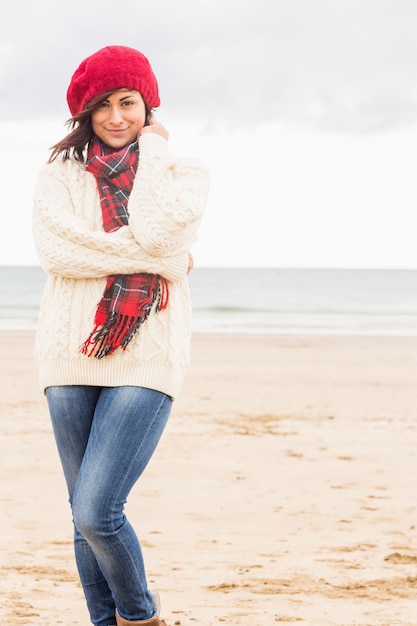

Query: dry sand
[{"left": 0, "top": 330, "right": 416, "bottom": 625}]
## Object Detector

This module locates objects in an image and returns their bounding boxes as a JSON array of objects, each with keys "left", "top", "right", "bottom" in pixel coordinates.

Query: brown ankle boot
[{"left": 115, "top": 611, "right": 166, "bottom": 625}]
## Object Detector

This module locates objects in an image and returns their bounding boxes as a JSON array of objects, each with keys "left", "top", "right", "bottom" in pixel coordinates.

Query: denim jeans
[{"left": 45, "top": 385, "right": 172, "bottom": 626}]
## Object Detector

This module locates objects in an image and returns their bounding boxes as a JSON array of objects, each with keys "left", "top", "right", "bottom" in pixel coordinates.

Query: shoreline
[
  {"left": 3, "top": 326, "right": 417, "bottom": 337},
  {"left": 1, "top": 330, "right": 417, "bottom": 625}
]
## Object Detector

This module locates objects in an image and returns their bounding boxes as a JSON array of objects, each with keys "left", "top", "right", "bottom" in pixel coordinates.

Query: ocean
[{"left": 1, "top": 265, "right": 417, "bottom": 336}]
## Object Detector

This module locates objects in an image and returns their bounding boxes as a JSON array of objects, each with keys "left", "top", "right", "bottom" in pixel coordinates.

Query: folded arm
[{"left": 32, "top": 160, "right": 188, "bottom": 281}]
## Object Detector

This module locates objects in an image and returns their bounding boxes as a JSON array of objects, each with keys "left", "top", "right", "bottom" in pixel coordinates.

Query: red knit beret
[{"left": 66, "top": 45, "right": 160, "bottom": 116}]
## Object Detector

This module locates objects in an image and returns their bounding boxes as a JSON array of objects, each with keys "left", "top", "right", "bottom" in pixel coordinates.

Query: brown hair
[{"left": 49, "top": 89, "right": 153, "bottom": 163}]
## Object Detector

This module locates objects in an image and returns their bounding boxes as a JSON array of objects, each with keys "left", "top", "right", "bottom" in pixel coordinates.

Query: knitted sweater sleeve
[
  {"left": 128, "top": 134, "right": 210, "bottom": 256},
  {"left": 32, "top": 159, "right": 189, "bottom": 281}
]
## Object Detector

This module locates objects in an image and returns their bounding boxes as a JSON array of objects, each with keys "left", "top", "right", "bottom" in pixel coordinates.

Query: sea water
[{"left": 1, "top": 265, "right": 417, "bottom": 335}]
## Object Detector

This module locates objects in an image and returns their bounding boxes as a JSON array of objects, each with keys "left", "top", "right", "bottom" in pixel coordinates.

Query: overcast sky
[{"left": 1, "top": 0, "right": 417, "bottom": 268}]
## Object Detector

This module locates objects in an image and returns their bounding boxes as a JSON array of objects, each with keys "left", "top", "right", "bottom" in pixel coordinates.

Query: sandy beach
[{"left": 1, "top": 330, "right": 416, "bottom": 626}]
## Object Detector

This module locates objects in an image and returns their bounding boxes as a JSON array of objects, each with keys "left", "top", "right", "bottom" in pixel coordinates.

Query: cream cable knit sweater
[{"left": 32, "top": 133, "right": 210, "bottom": 399}]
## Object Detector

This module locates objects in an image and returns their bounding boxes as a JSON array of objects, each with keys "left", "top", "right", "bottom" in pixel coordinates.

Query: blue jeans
[{"left": 45, "top": 385, "right": 172, "bottom": 626}]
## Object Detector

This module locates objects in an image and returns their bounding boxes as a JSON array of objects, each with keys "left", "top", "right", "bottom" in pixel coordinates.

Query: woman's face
[{"left": 91, "top": 89, "right": 147, "bottom": 149}]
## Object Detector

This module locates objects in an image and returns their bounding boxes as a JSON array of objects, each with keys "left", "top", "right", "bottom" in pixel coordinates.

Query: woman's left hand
[
  {"left": 187, "top": 253, "right": 194, "bottom": 274},
  {"left": 139, "top": 116, "right": 169, "bottom": 141}
]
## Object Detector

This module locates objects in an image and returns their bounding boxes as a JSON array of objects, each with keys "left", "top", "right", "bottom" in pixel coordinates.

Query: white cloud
[
  {"left": 2, "top": 0, "right": 417, "bottom": 133},
  {"left": 2, "top": 1, "right": 417, "bottom": 268}
]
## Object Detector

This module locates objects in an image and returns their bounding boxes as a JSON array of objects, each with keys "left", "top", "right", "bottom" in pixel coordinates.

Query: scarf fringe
[{"left": 80, "top": 276, "right": 169, "bottom": 359}]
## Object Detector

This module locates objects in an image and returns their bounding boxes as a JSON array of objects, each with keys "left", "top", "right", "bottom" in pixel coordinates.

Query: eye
[{"left": 121, "top": 100, "right": 134, "bottom": 106}]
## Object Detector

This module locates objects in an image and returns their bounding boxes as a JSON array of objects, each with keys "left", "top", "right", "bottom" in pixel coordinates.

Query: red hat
[{"left": 66, "top": 45, "right": 160, "bottom": 116}]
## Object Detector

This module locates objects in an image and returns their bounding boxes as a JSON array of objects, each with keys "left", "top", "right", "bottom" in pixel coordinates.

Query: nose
[{"left": 108, "top": 106, "right": 124, "bottom": 125}]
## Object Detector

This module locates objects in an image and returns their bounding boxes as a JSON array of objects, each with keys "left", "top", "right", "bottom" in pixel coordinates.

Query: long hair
[{"left": 48, "top": 89, "right": 153, "bottom": 163}]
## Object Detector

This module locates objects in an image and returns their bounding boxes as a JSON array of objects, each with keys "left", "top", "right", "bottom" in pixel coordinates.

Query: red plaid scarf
[{"left": 80, "top": 137, "right": 168, "bottom": 359}]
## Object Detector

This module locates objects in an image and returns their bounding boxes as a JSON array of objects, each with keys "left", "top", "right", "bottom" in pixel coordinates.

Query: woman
[{"left": 32, "top": 45, "right": 210, "bottom": 626}]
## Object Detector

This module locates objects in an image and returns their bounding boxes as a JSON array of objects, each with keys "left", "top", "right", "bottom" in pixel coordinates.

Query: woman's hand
[
  {"left": 187, "top": 253, "right": 194, "bottom": 274},
  {"left": 139, "top": 115, "right": 169, "bottom": 141}
]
